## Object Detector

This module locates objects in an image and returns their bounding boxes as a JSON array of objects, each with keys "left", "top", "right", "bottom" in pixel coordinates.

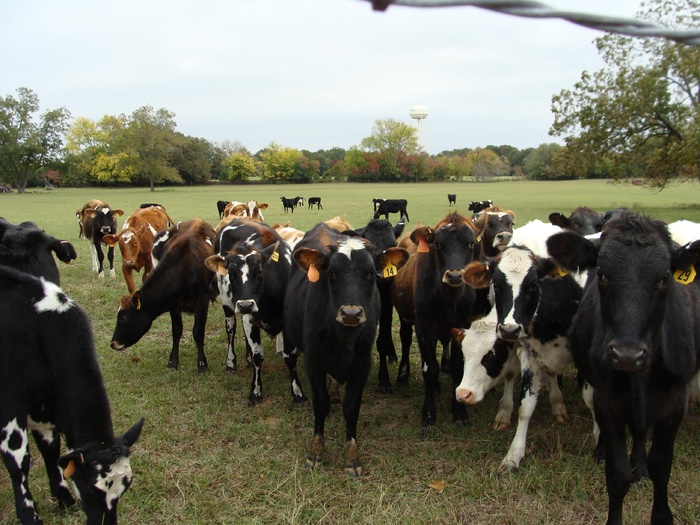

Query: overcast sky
[{"left": 2, "top": 0, "right": 643, "bottom": 154}]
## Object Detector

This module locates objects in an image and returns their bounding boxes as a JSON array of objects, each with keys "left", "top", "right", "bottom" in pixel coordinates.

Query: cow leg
[
  {"left": 416, "top": 323, "right": 440, "bottom": 431},
  {"left": 107, "top": 245, "right": 116, "bottom": 278},
  {"left": 375, "top": 286, "right": 396, "bottom": 394},
  {"left": 94, "top": 242, "right": 106, "bottom": 278},
  {"left": 440, "top": 340, "right": 451, "bottom": 374},
  {"left": 242, "top": 314, "right": 264, "bottom": 404},
  {"left": 448, "top": 338, "right": 470, "bottom": 427},
  {"left": 1, "top": 417, "right": 43, "bottom": 525},
  {"left": 89, "top": 243, "right": 99, "bottom": 272},
  {"left": 499, "top": 354, "right": 543, "bottom": 472},
  {"left": 396, "top": 319, "right": 413, "bottom": 385},
  {"left": 222, "top": 305, "right": 237, "bottom": 372},
  {"left": 167, "top": 310, "right": 183, "bottom": 370},
  {"left": 192, "top": 300, "right": 209, "bottom": 373},
  {"left": 305, "top": 371, "right": 331, "bottom": 471},
  {"left": 342, "top": 357, "right": 371, "bottom": 477},
  {"left": 546, "top": 372, "right": 568, "bottom": 423},
  {"left": 648, "top": 401, "right": 685, "bottom": 525},
  {"left": 494, "top": 371, "right": 516, "bottom": 431},
  {"left": 29, "top": 426, "right": 74, "bottom": 509},
  {"left": 282, "top": 335, "right": 305, "bottom": 403},
  {"left": 689, "top": 370, "right": 700, "bottom": 409},
  {"left": 582, "top": 381, "right": 604, "bottom": 464}
]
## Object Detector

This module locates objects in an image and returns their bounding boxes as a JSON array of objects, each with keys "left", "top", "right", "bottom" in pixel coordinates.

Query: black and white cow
[
  {"left": 374, "top": 199, "right": 409, "bottom": 222},
  {"left": 0, "top": 217, "right": 77, "bottom": 285},
  {"left": 549, "top": 206, "right": 604, "bottom": 236},
  {"left": 283, "top": 223, "right": 408, "bottom": 476},
  {"left": 76, "top": 200, "right": 124, "bottom": 279},
  {"left": 547, "top": 211, "right": 700, "bottom": 525},
  {"left": 110, "top": 219, "right": 217, "bottom": 373},
  {"left": 471, "top": 208, "right": 516, "bottom": 261},
  {"left": 307, "top": 197, "right": 323, "bottom": 210},
  {"left": 468, "top": 199, "right": 493, "bottom": 217},
  {"left": 205, "top": 218, "right": 305, "bottom": 404},
  {"left": 280, "top": 197, "right": 295, "bottom": 214},
  {"left": 293, "top": 196, "right": 305, "bottom": 208},
  {"left": 0, "top": 265, "right": 144, "bottom": 525}
]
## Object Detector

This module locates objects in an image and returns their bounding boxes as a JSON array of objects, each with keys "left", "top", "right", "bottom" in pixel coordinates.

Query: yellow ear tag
[
  {"left": 307, "top": 264, "right": 319, "bottom": 283},
  {"left": 674, "top": 266, "right": 696, "bottom": 285},
  {"left": 382, "top": 262, "right": 398, "bottom": 278},
  {"left": 557, "top": 267, "right": 568, "bottom": 278},
  {"left": 135, "top": 298, "right": 141, "bottom": 310},
  {"left": 109, "top": 243, "right": 116, "bottom": 248},
  {"left": 64, "top": 460, "right": 75, "bottom": 479},
  {"left": 418, "top": 238, "right": 430, "bottom": 253},
  {"left": 270, "top": 251, "right": 279, "bottom": 263}
]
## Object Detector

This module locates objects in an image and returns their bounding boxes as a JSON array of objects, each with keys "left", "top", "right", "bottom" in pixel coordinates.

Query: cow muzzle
[
  {"left": 455, "top": 388, "right": 478, "bottom": 405},
  {"left": 123, "top": 259, "right": 135, "bottom": 267},
  {"left": 235, "top": 300, "right": 259, "bottom": 315},
  {"left": 608, "top": 341, "right": 648, "bottom": 372},
  {"left": 336, "top": 305, "right": 366, "bottom": 327},
  {"left": 494, "top": 232, "right": 512, "bottom": 250},
  {"left": 100, "top": 226, "right": 112, "bottom": 233},
  {"left": 497, "top": 323, "right": 526, "bottom": 341},
  {"left": 442, "top": 270, "right": 464, "bottom": 287},
  {"left": 110, "top": 340, "right": 125, "bottom": 351}
]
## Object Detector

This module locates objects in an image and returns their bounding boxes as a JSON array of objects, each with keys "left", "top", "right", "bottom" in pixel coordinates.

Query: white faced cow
[{"left": 76, "top": 200, "right": 124, "bottom": 279}]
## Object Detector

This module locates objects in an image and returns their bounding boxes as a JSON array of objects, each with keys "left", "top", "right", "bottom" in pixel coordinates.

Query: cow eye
[
  {"left": 597, "top": 269, "right": 608, "bottom": 288},
  {"left": 658, "top": 272, "right": 670, "bottom": 289}
]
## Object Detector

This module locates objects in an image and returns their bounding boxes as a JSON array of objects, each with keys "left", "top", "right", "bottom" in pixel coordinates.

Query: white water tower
[{"left": 409, "top": 104, "right": 429, "bottom": 152}]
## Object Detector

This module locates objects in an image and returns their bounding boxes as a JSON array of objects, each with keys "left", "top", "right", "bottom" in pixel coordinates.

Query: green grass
[{"left": 1, "top": 180, "right": 699, "bottom": 525}]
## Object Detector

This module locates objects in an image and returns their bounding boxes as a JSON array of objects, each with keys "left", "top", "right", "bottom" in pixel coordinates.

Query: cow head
[
  {"left": 547, "top": 211, "right": 700, "bottom": 372},
  {"left": 472, "top": 210, "right": 516, "bottom": 259},
  {"left": 58, "top": 418, "right": 144, "bottom": 525},
  {"left": 104, "top": 224, "right": 149, "bottom": 268},
  {"left": 110, "top": 292, "right": 152, "bottom": 350},
  {"left": 549, "top": 207, "right": 604, "bottom": 236},
  {"left": 88, "top": 205, "right": 124, "bottom": 237}
]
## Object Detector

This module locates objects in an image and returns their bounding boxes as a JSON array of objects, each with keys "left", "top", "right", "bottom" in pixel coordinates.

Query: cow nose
[
  {"left": 236, "top": 300, "right": 258, "bottom": 314},
  {"left": 442, "top": 270, "right": 464, "bottom": 287},
  {"left": 608, "top": 341, "right": 648, "bottom": 371},
  {"left": 455, "top": 388, "right": 474, "bottom": 405},
  {"left": 336, "top": 305, "right": 366, "bottom": 326},
  {"left": 495, "top": 232, "right": 512, "bottom": 247},
  {"left": 498, "top": 323, "right": 525, "bottom": 341},
  {"left": 100, "top": 226, "right": 111, "bottom": 233},
  {"left": 111, "top": 340, "right": 125, "bottom": 350},
  {"left": 124, "top": 259, "right": 135, "bottom": 267}
]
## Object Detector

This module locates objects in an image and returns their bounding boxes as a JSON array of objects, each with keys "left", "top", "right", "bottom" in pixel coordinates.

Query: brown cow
[
  {"left": 103, "top": 206, "right": 174, "bottom": 295},
  {"left": 222, "top": 200, "right": 269, "bottom": 221},
  {"left": 76, "top": 200, "right": 124, "bottom": 278}
]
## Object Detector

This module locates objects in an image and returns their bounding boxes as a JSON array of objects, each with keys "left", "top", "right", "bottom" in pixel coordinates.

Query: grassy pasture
[{"left": 1, "top": 180, "right": 699, "bottom": 525}]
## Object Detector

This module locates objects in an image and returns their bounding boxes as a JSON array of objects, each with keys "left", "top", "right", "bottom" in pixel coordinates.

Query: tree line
[{"left": 1, "top": 0, "right": 698, "bottom": 193}]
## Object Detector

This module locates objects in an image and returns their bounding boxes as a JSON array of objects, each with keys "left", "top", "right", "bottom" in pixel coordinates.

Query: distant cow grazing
[
  {"left": 468, "top": 199, "right": 493, "bottom": 217},
  {"left": 205, "top": 218, "right": 305, "bottom": 404},
  {"left": 448, "top": 193, "right": 456, "bottom": 206},
  {"left": 284, "top": 223, "right": 408, "bottom": 476},
  {"left": 280, "top": 196, "right": 295, "bottom": 214},
  {"left": 222, "top": 200, "right": 269, "bottom": 222},
  {"left": 76, "top": 200, "right": 124, "bottom": 279},
  {"left": 102, "top": 205, "right": 173, "bottom": 295},
  {"left": 293, "top": 196, "right": 305, "bottom": 208},
  {"left": 0, "top": 217, "right": 77, "bottom": 285},
  {"left": 391, "top": 211, "right": 478, "bottom": 430},
  {"left": 374, "top": 199, "right": 409, "bottom": 221},
  {"left": 307, "top": 197, "right": 323, "bottom": 210},
  {"left": 548, "top": 206, "right": 604, "bottom": 236},
  {"left": 110, "top": 219, "right": 217, "bottom": 373},
  {"left": 547, "top": 211, "right": 700, "bottom": 525},
  {"left": 0, "top": 265, "right": 144, "bottom": 525},
  {"left": 372, "top": 198, "right": 385, "bottom": 213}
]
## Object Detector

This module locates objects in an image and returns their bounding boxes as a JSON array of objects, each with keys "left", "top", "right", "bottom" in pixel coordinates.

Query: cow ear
[
  {"left": 117, "top": 417, "right": 145, "bottom": 450},
  {"left": 51, "top": 239, "right": 77, "bottom": 263},
  {"left": 463, "top": 261, "right": 492, "bottom": 289},
  {"left": 205, "top": 254, "right": 227, "bottom": 276},
  {"left": 546, "top": 232, "right": 598, "bottom": 272},
  {"left": 59, "top": 449, "right": 86, "bottom": 478},
  {"left": 113, "top": 210, "right": 124, "bottom": 217},
  {"left": 548, "top": 212, "right": 570, "bottom": 229},
  {"left": 102, "top": 234, "right": 118, "bottom": 246},
  {"left": 376, "top": 247, "right": 409, "bottom": 278},
  {"left": 451, "top": 327, "right": 466, "bottom": 344},
  {"left": 294, "top": 248, "right": 326, "bottom": 273},
  {"left": 671, "top": 240, "right": 700, "bottom": 284},
  {"left": 535, "top": 256, "right": 563, "bottom": 280},
  {"left": 259, "top": 203, "right": 269, "bottom": 210},
  {"left": 261, "top": 241, "right": 281, "bottom": 264},
  {"left": 119, "top": 294, "right": 133, "bottom": 309},
  {"left": 410, "top": 227, "right": 433, "bottom": 247}
]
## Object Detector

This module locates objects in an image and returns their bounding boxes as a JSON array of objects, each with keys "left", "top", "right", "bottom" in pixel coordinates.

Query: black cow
[
  {"left": 216, "top": 200, "right": 230, "bottom": 219},
  {"left": 280, "top": 196, "right": 295, "bottom": 214},
  {"left": 308, "top": 197, "right": 323, "bottom": 210},
  {"left": 284, "top": 223, "right": 408, "bottom": 476},
  {"left": 547, "top": 211, "right": 700, "bottom": 525},
  {"left": 0, "top": 217, "right": 77, "bottom": 285},
  {"left": 374, "top": 199, "right": 409, "bottom": 221},
  {"left": 76, "top": 200, "right": 124, "bottom": 279},
  {"left": 110, "top": 219, "right": 217, "bottom": 373},
  {"left": 372, "top": 198, "right": 385, "bottom": 213},
  {"left": 471, "top": 208, "right": 516, "bottom": 261},
  {"left": 345, "top": 217, "right": 407, "bottom": 393},
  {"left": 448, "top": 194, "right": 456, "bottom": 206},
  {"left": 139, "top": 202, "right": 163, "bottom": 209},
  {"left": 205, "top": 218, "right": 305, "bottom": 404},
  {"left": 0, "top": 265, "right": 144, "bottom": 525},
  {"left": 390, "top": 212, "right": 478, "bottom": 430},
  {"left": 468, "top": 199, "right": 493, "bottom": 217},
  {"left": 549, "top": 206, "right": 604, "bottom": 236}
]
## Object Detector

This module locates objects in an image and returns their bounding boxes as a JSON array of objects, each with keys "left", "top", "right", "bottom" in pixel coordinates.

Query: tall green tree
[
  {"left": 522, "top": 143, "right": 564, "bottom": 180},
  {"left": 224, "top": 151, "right": 257, "bottom": 182},
  {"left": 0, "top": 87, "right": 71, "bottom": 193},
  {"left": 359, "top": 118, "right": 421, "bottom": 182},
  {"left": 259, "top": 142, "right": 307, "bottom": 183},
  {"left": 465, "top": 148, "right": 509, "bottom": 181},
  {"left": 169, "top": 134, "right": 212, "bottom": 185},
  {"left": 550, "top": 0, "right": 700, "bottom": 187}
]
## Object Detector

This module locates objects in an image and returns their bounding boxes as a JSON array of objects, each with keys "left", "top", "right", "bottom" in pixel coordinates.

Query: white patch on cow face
[
  {"left": 35, "top": 280, "right": 74, "bottom": 314},
  {"left": 497, "top": 248, "right": 533, "bottom": 325},
  {"left": 337, "top": 238, "right": 365, "bottom": 260},
  {"left": 0, "top": 419, "right": 28, "bottom": 471},
  {"left": 239, "top": 254, "right": 251, "bottom": 285},
  {"left": 121, "top": 230, "right": 134, "bottom": 244},
  {"left": 95, "top": 457, "right": 133, "bottom": 511},
  {"left": 27, "top": 416, "right": 56, "bottom": 445},
  {"left": 457, "top": 311, "right": 501, "bottom": 403}
]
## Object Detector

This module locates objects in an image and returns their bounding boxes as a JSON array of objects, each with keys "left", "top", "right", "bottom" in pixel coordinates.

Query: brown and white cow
[
  {"left": 222, "top": 200, "right": 268, "bottom": 222},
  {"left": 102, "top": 206, "right": 173, "bottom": 295},
  {"left": 76, "top": 200, "right": 124, "bottom": 279}
]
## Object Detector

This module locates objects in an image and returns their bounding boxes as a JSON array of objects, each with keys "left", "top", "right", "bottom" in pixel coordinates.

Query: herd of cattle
[{"left": 1, "top": 194, "right": 700, "bottom": 524}]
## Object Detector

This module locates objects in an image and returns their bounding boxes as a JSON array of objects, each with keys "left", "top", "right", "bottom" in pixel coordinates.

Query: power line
[{"left": 363, "top": 0, "right": 700, "bottom": 46}]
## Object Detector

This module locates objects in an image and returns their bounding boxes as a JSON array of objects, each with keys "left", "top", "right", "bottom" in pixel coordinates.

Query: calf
[
  {"left": 447, "top": 193, "right": 456, "bottom": 206},
  {"left": 547, "top": 212, "right": 700, "bottom": 525},
  {"left": 284, "top": 223, "right": 407, "bottom": 476},
  {"left": 307, "top": 197, "right": 323, "bottom": 210},
  {"left": 0, "top": 217, "right": 77, "bottom": 285},
  {"left": 280, "top": 196, "right": 295, "bottom": 214},
  {"left": 374, "top": 198, "right": 409, "bottom": 221},
  {"left": 549, "top": 206, "right": 604, "bottom": 236},
  {"left": 468, "top": 199, "right": 493, "bottom": 217},
  {"left": 293, "top": 196, "right": 305, "bottom": 208},
  {"left": 0, "top": 265, "right": 144, "bottom": 525},
  {"left": 110, "top": 219, "right": 217, "bottom": 373},
  {"left": 76, "top": 200, "right": 124, "bottom": 279},
  {"left": 102, "top": 206, "right": 173, "bottom": 295},
  {"left": 372, "top": 198, "right": 385, "bottom": 213},
  {"left": 205, "top": 218, "right": 305, "bottom": 404},
  {"left": 391, "top": 211, "right": 478, "bottom": 430}
]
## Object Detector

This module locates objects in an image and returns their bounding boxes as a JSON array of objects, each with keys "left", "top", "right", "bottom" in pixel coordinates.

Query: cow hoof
[
  {"left": 197, "top": 365, "right": 208, "bottom": 374},
  {"left": 554, "top": 414, "right": 567, "bottom": 424},
  {"left": 421, "top": 424, "right": 437, "bottom": 438},
  {"left": 248, "top": 394, "right": 262, "bottom": 406},
  {"left": 343, "top": 439, "right": 362, "bottom": 477},
  {"left": 452, "top": 416, "right": 471, "bottom": 428},
  {"left": 396, "top": 373, "right": 409, "bottom": 385},
  {"left": 377, "top": 384, "right": 393, "bottom": 395},
  {"left": 306, "top": 434, "right": 325, "bottom": 471},
  {"left": 492, "top": 420, "right": 511, "bottom": 431},
  {"left": 225, "top": 366, "right": 237, "bottom": 374},
  {"left": 498, "top": 460, "right": 518, "bottom": 474},
  {"left": 292, "top": 394, "right": 306, "bottom": 404},
  {"left": 167, "top": 361, "right": 179, "bottom": 370},
  {"left": 56, "top": 491, "right": 76, "bottom": 509}
]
